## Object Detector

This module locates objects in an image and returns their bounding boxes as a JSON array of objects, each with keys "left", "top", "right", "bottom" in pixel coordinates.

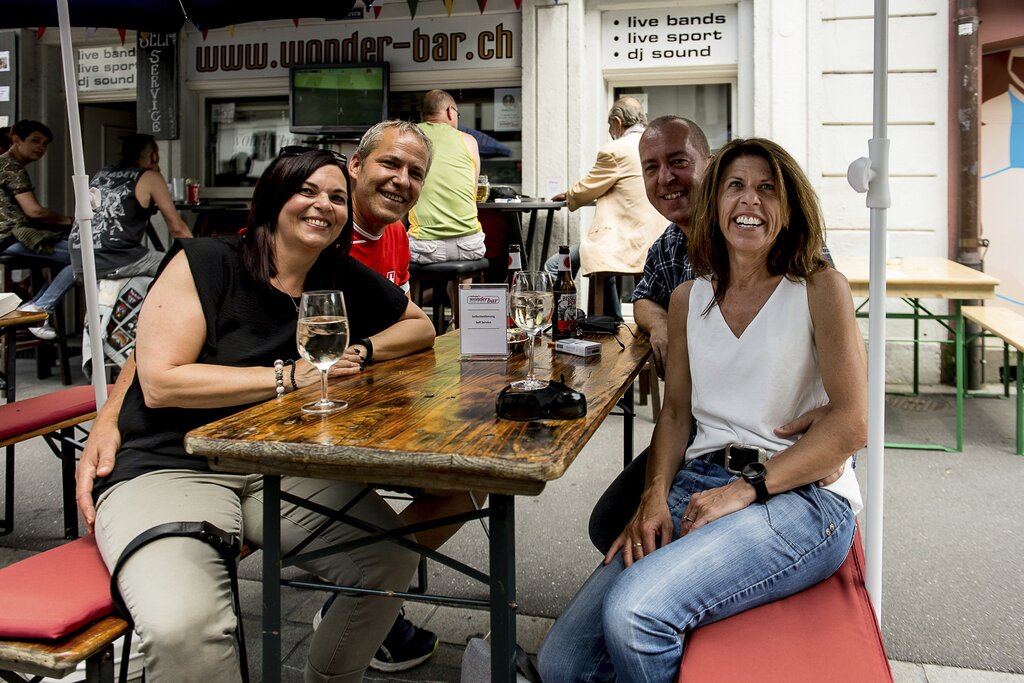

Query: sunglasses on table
[
  {"left": 277, "top": 146, "right": 348, "bottom": 165},
  {"left": 496, "top": 378, "right": 587, "bottom": 421}
]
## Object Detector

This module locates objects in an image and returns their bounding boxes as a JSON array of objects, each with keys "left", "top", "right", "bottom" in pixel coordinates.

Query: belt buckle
[{"left": 723, "top": 444, "right": 768, "bottom": 475}]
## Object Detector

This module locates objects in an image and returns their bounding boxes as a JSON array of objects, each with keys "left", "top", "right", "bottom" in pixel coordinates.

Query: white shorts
[{"left": 408, "top": 231, "right": 486, "bottom": 265}]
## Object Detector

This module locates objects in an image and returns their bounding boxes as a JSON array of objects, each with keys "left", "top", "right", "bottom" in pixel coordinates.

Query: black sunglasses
[
  {"left": 278, "top": 146, "right": 348, "bottom": 165},
  {"left": 496, "top": 378, "right": 587, "bottom": 421}
]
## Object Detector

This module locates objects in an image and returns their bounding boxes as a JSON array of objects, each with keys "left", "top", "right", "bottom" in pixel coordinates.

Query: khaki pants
[{"left": 95, "top": 470, "right": 419, "bottom": 683}]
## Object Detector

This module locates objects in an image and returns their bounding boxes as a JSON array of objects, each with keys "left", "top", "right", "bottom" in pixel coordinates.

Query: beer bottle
[
  {"left": 506, "top": 244, "right": 523, "bottom": 328},
  {"left": 552, "top": 245, "right": 577, "bottom": 340}
]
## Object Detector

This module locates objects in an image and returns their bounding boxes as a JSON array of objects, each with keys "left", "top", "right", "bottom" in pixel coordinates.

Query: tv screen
[{"left": 290, "top": 63, "right": 389, "bottom": 136}]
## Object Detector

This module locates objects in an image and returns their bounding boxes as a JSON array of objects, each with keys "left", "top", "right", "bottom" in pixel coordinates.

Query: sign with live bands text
[{"left": 601, "top": 5, "right": 737, "bottom": 69}]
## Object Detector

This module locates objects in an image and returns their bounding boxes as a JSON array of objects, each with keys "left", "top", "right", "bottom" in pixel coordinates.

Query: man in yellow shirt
[{"left": 407, "top": 90, "right": 485, "bottom": 265}]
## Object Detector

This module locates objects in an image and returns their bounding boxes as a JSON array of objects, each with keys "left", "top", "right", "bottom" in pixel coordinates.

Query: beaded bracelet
[
  {"left": 289, "top": 361, "right": 298, "bottom": 391},
  {"left": 273, "top": 359, "right": 285, "bottom": 397}
]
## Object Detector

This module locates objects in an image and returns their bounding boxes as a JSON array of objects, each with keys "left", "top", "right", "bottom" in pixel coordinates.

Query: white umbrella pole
[{"left": 56, "top": 0, "right": 106, "bottom": 408}]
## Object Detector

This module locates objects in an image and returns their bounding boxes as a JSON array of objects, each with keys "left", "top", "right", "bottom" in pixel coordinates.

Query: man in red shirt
[{"left": 348, "top": 120, "right": 434, "bottom": 295}]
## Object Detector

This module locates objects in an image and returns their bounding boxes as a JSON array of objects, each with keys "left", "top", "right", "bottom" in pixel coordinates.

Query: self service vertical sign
[
  {"left": 136, "top": 33, "right": 178, "bottom": 140},
  {"left": 601, "top": 5, "right": 737, "bottom": 69}
]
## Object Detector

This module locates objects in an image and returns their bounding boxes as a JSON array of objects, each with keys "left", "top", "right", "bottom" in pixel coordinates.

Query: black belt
[{"left": 701, "top": 444, "right": 769, "bottom": 474}]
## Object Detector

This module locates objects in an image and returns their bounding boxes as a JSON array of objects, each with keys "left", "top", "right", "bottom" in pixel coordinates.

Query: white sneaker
[
  {"left": 16, "top": 302, "right": 43, "bottom": 313},
  {"left": 29, "top": 323, "right": 57, "bottom": 340}
]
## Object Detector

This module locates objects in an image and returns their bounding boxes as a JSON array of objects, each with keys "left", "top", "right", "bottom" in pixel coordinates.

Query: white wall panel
[
  {"left": 820, "top": 125, "right": 943, "bottom": 175},
  {"left": 821, "top": 14, "right": 944, "bottom": 72},
  {"left": 820, "top": 176, "right": 947, "bottom": 234},
  {"left": 821, "top": 72, "right": 942, "bottom": 122}
]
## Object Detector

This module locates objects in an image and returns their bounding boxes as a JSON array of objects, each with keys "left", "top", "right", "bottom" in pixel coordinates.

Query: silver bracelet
[{"left": 274, "top": 359, "right": 285, "bottom": 397}]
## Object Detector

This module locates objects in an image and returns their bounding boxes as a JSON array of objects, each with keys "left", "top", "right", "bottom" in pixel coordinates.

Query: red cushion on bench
[
  {"left": 0, "top": 385, "right": 100, "bottom": 442},
  {"left": 679, "top": 529, "right": 892, "bottom": 683},
  {"left": 0, "top": 534, "right": 114, "bottom": 640}
]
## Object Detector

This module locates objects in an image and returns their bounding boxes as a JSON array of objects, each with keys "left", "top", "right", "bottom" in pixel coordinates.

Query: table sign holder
[{"left": 459, "top": 284, "right": 510, "bottom": 359}]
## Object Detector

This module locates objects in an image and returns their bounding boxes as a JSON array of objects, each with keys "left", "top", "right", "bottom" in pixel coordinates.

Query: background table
[
  {"left": 479, "top": 199, "right": 566, "bottom": 270},
  {"left": 1, "top": 309, "right": 48, "bottom": 403},
  {"left": 186, "top": 328, "right": 650, "bottom": 682},
  {"left": 835, "top": 256, "right": 999, "bottom": 451}
]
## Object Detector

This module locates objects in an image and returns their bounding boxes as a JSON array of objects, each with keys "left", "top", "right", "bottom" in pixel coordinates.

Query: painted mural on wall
[{"left": 981, "top": 48, "right": 1024, "bottom": 307}]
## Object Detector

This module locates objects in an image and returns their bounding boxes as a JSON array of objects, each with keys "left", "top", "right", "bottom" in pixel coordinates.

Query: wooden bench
[
  {"left": 678, "top": 528, "right": 893, "bottom": 683},
  {"left": 0, "top": 385, "right": 104, "bottom": 539},
  {"left": 0, "top": 535, "right": 130, "bottom": 683},
  {"left": 963, "top": 305, "right": 1024, "bottom": 455}
]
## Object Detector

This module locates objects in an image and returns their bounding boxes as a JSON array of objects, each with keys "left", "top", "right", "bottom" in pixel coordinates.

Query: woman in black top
[{"left": 83, "top": 149, "right": 435, "bottom": 682}]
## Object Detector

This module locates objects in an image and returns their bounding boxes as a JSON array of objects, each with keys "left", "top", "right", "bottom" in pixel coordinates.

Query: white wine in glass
[
  {"left": 509, "top": 271, "right": 554, "bottom": 390},
  {"left": 297, "top": 290, "right": 349, "bottom": 414}
]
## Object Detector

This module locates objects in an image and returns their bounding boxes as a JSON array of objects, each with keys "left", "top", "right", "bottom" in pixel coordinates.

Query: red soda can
[{"left": 187, "top": 182, "right": 201, "bottom": 204}]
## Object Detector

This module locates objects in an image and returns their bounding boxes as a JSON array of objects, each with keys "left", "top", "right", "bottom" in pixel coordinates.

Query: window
[
  {"left": 390, "top": 88, "right": 522, "bottom": 188},
  {"left": 206, "top": 97, "right": 305, "bottom": 188},
  {"left": 615, "top": 84, "right": 732, "bottom": 150}
]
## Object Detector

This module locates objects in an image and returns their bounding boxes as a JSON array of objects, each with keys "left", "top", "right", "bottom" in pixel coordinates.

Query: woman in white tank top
[{"left": 539, "top": 138, "right": 868, "bottom": 683}]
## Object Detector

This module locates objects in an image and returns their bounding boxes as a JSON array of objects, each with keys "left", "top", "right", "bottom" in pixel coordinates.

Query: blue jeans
[
  {"left": 3, "top": 239, "right": 76, "bottom": 313},
  {"left": 538, "top": 459, "right": 855, "bottom": 683}
]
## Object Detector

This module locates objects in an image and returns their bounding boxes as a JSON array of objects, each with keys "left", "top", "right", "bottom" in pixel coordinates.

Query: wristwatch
[
  {"left": 741, "top": 462, "right": 771, "bottom": 503},
  {"left": 357, "top": 337, "right": 374, "bottom": 364}
]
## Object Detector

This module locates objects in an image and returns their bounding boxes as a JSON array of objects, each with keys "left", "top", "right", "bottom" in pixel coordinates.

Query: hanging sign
[
  {"left": 601, "top": 5, "right": 737, "bottom": 69},
  {"left": 77, "top": 45, "right": 135, "bottom": 91},
  {"left": 136, "top": 33, "right": 178, "bottom": 140},
  {"left": 186, "top": 13, "right": 520, "bottom": 80}
]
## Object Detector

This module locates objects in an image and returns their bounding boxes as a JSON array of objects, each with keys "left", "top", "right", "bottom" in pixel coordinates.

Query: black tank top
[{"left": 94, "top": 236, "right": 409, "bottom": 498}]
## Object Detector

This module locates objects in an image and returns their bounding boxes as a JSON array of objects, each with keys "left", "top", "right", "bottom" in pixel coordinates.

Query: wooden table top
[
  {"left": 0, "top": 309, "right": 48, "bottom": 329},
  {"left": 185, "top": 329, "right": 651, "bottom": 496},
  {"left": 962, "top": 306, "right": 1024, "bottom": 350},
  {"left": 834, "top": 256, "right": 1000, "bottom": 299}
]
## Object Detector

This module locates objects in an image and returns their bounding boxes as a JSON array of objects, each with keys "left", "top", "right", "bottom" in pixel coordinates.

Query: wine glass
[
  {"left": 297, "top": 290, "right": 350, "bottom": 414},
  {"left": 509, "top": 270, "right": 554, "bottom": 390}
]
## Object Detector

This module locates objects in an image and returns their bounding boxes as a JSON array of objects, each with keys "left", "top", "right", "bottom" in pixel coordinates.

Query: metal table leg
[
  {"left": 489, "top": 494, "right": 517, "bottom": 683},
  {"left": 955, "top": 302, "right": 964, "bottom": 452},
  {"left": 263, "top": 475, "right": 282, "bottom": 683}
]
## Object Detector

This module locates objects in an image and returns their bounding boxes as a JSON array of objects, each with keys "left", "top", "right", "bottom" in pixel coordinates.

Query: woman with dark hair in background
[
  {"left": 77, "top": 148, "right": 435, "bottom": 682},
  {"left": 538, "top": 138, "right": 867, "bottom": 682},
  {"left": 70, "top": 133, "right": 192, "bottom": 281},
  {"left": 0, "top": 119, "right": 75, "bottom": 339}
]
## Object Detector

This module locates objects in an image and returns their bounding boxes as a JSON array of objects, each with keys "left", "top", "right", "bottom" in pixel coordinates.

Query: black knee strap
[{"left": 109, "top": 521, "right": 247, "bottom": 683}]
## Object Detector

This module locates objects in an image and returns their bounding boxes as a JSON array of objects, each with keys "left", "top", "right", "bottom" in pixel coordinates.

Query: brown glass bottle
[{"left": 552, "top": 245, "right": 577, "bottom": 340}]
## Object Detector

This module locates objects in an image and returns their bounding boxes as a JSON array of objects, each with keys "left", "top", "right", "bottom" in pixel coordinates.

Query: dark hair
[
  {"left": 688, "top": 137, "right": 828, "bottom": 313},
  {"left": 0, "top": 127, "right": 11, "bottom": 152},
  {"left": 119, "top": 134, "right": 155, "bottom": 168},
  {"left": 241, "top": 150, "right": 353, "bottom": 288},
  {"left": 645, "top": 115, "right": 710, "bottom": 158},
  {"left": 12, "top": 119, "right": 54, "bottom": 143}
]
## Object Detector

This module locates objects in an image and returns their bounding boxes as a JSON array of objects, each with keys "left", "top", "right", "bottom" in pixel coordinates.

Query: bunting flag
[
  {"left": 513, "top": 0, "right": 522, "bottom": 8},
  {"left": 443, "top": 0, "right": 454, "bottom": 16},
  {"left": 374, "top": 5, "right": 382, "bottom": 18},
  {"left": 406, "top": 0, "right": 419, "bottom": 19},
  {"left": 477, "top": 0, "right": 487, "bottom": 13},
  {"left": 201, "top": 29, "right": 209, "bottom": 40},
  {"left": 117, "top": 28, "right": 126, "bottom": 45},
  {"left": 85, "top": 27, "right": 98, "bottom": 38},
  {"left": 227, "top": 25, "right": 236, "bottom": 37},
  {"left": 35, "top": 26, "right": 46, "bottom": 39},
  {"left": 361, "top": 0, "right": 374, "bottom": 8},
  {"left": 292, "top": 18, "right": 300, "bottom": 27},
  {"left": 139, "top": 31, "right": 150, "bottom": 41}
]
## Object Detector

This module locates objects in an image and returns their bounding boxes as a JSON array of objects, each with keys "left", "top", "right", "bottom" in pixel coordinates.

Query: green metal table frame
[{"left": 854, "top": 297, "right": 965, "bottom": 452}]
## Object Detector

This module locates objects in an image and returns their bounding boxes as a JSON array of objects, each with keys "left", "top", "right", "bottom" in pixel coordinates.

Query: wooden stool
[
  {"left": 409, "top": 258, "right": 491, "bottom": 334},
  {"left": 0, "top": 253, "right": 73, "bottom": 385},
  {"left": 0, "top": 385, "right": 106, "bottom": 539}
]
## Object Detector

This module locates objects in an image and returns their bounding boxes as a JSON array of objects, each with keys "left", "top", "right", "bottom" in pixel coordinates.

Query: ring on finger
[
  {"left": 632, "top": 542, "right": 643, "bottom": 547},
  {"left": 683, "top": 516, "right": 695, "bottom": 523}
]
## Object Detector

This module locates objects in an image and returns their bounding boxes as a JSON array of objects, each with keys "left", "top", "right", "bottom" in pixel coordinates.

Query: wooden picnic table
[{"left": 186, "top": 327, "right": 651, "bottom": 683}]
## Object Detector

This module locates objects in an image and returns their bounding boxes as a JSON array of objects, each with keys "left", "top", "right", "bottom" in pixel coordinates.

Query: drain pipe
[{"left": 954, "top": 0, "right": 983, "bottom": 390}]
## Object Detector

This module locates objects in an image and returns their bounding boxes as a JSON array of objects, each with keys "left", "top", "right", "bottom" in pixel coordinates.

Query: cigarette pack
[{"left": 555, "top": 338, "right": 601, "bottom": 357}]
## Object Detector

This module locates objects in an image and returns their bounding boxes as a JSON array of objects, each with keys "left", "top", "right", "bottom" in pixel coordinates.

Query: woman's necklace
[{"left": 272, "top": 275, "right": 301, "bottom": 313}]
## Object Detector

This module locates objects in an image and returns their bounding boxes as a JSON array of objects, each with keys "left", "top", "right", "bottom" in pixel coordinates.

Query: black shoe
[{"left": 369, "top": 609, "right": 439, "bottom": 673}]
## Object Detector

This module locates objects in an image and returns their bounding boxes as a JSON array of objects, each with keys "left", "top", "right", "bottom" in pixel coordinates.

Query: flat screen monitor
[{"left": 289, "top": 63, "right": 389, "bottom": 136}]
